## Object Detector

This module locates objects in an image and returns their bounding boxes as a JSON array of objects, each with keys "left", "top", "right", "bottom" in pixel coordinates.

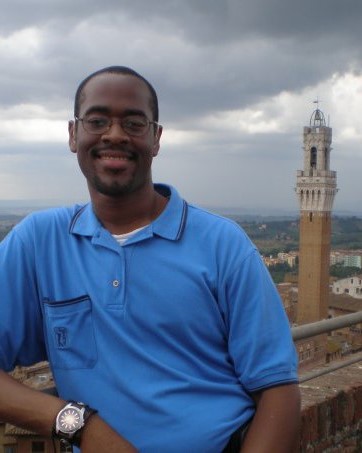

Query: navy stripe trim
[
  {"left": 43, "top": 295, "right": 90, "bottom": 307},
  {"left": 175, "top": 200, "right": 188, "bottom": 240},
  {"left": 68, "top": 205, "right": 87, "bottom": 234},
  {"left": 248, "top": 379, "right": 299, "bottom": 393}
]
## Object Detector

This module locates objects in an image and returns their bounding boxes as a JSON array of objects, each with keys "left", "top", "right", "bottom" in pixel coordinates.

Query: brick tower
[{"left": 296, "top": 106, "right": 337, "bottom": 327}]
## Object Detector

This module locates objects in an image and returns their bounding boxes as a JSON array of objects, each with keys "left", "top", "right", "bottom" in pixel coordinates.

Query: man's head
[
  {"left": 74, "top": 66, "right": 159, "bottom": 122},
  {"left": 69, "top": 66, "right": 162, "bottom": 200}
]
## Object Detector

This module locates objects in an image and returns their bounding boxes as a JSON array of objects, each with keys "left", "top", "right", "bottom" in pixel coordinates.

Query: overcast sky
[{"left": 1, "top": 0, "right": 361, "bottom": 214}]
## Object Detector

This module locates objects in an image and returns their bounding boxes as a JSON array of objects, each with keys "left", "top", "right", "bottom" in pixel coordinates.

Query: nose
[{"left": 101, "top": 119, "right": 130, "bottom": 143}]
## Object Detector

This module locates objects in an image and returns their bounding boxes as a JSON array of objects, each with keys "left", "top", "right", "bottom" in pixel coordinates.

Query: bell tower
[{"left": 296, "top": 106, "right": 337, "bottom": 326}]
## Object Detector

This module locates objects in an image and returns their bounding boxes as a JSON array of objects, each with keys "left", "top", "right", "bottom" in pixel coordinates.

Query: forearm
[
  {"left": 0, "top": 369, "right": 65, "bottom": 436},
  {"left": 240, "top": 383, "right": 301, "bottom": 453},
  {"left": 0, "top": 370, "right": 137, "bottom": 452}
]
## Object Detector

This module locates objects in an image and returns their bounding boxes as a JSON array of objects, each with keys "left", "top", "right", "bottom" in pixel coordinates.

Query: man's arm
[
  {"left": 240, "top": 383, "right": 301, "bottom": 453},
  {"left": 0, "top": 370, "right": 137, "bottom": 452}
]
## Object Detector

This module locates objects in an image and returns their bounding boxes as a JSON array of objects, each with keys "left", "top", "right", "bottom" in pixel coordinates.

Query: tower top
[
  {"left": 310, "top": 108, "right": 326, "bottom": 127},
  {"left": 296, "top": 102, "right": 337, "bottom": 213}
]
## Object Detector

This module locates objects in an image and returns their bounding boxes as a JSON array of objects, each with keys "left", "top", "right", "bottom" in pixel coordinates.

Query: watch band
[{"left": 53, "top": 401, "right": 98, "bottom": 447}]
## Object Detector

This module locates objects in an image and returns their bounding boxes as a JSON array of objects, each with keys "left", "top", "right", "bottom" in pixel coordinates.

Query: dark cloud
[
  {"left": 0, "top": 0, "right": 361, "bottom": 210},
  {"left": 1, "top": 0, "right": 362, "bottom": 116}
]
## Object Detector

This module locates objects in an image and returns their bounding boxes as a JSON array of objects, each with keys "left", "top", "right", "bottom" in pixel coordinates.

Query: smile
[
  {"left": 96, "top": 150, "right": 136, "bottom": 161},
  {"left": 100, "top": 155, "right": 131, "bottom": 160}
]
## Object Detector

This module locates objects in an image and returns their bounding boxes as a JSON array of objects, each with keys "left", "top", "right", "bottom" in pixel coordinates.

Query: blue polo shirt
[{"left": 0, "top": 184, "right": 298, "bottom": 452}]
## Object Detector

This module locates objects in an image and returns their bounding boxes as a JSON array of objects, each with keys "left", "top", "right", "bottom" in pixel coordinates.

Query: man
[{"left": 0, "top": 66, "right": 300, "bottom": 452}]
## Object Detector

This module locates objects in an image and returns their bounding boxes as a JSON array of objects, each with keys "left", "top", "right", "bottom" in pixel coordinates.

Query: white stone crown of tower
[{"left": 295, "top": 108, "right": 338, "bottom": 212}]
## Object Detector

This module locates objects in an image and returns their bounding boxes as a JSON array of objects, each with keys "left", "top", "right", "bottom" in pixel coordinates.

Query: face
[{"left": 68, "top": 73, "right": 162, "bottom": 199}]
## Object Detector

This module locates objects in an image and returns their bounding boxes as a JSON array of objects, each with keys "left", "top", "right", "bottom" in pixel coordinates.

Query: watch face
[{"left": 59, "top": 407, "right": 82, "bottom": 433}]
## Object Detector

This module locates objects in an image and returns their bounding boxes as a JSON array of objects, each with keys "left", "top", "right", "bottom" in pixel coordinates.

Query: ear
[
  {"left": 152, "top": 125, "right": 163, "bottom": 157},
  {"left": 68, "top": 120, "right": 77, "bottom": 153}
]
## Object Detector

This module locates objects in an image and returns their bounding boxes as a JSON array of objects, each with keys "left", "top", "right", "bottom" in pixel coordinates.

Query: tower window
[
  {"left": 309, "top": 212, "right": 313, "bottom": 222},
  {"left": 310, "top": 147, "right": 317, "bottom": 169}
]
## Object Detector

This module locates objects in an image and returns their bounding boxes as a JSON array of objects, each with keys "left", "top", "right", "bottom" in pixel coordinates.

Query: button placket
[{"left": 106, "top": 246, "right": 127, "bottom": 310}]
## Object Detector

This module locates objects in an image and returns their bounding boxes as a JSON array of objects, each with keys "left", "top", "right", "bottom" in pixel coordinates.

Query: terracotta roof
[
  {"left": 4, "top": 424, "right": 36, "bottom": 436},
  {"left": 11, "top": 361, "right": 55, "bottom": 391},
  {"left": 329, "top": 293, "right": 362, "bottom": 312}
]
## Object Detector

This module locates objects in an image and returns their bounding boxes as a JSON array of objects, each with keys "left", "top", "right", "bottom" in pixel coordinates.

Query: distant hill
[
  {"left": 235, "top": 216, "right": 362, "bottom": 254},
  {"left": 205, "top": 206, "right": 362, "bottom": 221}
]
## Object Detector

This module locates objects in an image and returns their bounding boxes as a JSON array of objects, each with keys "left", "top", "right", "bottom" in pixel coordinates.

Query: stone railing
[{"left": 292, "top": 312, "right": 362, "bottom": 452}]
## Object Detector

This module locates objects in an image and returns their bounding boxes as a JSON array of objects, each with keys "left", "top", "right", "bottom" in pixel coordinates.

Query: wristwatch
[{"left": 53, "top": 401, "right": 97, "bottom": 447}]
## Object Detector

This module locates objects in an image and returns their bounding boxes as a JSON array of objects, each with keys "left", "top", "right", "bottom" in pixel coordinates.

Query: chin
[{"left": 93, "top": 178, "right": 137, "bottom": 197}]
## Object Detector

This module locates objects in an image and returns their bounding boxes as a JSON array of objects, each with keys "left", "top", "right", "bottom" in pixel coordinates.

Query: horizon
[{"left": 0, "top": 198, "right": 361, "bottom": 219}]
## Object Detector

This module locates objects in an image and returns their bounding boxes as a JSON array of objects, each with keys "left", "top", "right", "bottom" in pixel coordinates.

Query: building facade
[
  {"left": 332, "top": 275, "right": 362, "bottom": 298},
  {"left": 330, "top": 250, "right": 362, "bottom": 268}
]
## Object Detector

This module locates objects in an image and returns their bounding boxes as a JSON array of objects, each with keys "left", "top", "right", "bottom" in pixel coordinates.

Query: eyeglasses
[{"left": 75, "top": 114, "right": 159, "bottom": 137}]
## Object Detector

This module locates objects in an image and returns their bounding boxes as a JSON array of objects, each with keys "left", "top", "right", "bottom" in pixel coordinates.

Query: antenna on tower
[{"left": 313, "top": 98, "right": 321, "bottom": 110}]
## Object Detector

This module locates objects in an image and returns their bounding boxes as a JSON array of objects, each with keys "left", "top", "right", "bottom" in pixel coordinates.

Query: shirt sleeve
[
  {"left": 221, "top": 248, "right": 298, "bottom": 392},
  {"left": 0, "top": 225, "right": 47, "bottom": 371}
]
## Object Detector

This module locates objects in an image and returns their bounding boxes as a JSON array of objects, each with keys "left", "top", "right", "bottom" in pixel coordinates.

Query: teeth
[{"left": 101, "top": 156, "right": 129, "bottom": 160}]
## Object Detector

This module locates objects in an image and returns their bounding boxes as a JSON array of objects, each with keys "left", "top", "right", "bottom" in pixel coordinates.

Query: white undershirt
[{"left": 112, "top": 225, "right": 148, "bottom": 245}]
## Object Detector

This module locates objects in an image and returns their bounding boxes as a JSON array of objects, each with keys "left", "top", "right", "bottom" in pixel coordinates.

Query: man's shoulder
[
  {"left": 185, "top": 202, "right": 256, "bottom": 250},
  {"left": 157, "top": 184, "right": 248, "bottom": 241},
  {"left": 187, "top": 203, "right": 245, "bottom": 233}
]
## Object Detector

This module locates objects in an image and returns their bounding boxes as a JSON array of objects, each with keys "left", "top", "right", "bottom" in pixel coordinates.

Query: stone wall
[{"left": 297, "top": 361, "right": 362, "bottom": 452}]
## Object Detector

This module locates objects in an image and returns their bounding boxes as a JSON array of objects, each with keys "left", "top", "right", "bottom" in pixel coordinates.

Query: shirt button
[{"left": 112, "top": 280, "right": 120, "bottom": 287}]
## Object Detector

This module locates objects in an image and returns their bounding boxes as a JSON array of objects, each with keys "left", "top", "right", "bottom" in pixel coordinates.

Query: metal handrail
[
  {"left": 292, "top": 311, "right": 362, "bottom": 382},
  {"left": 292, "top": 311, "right": 362, "bottom": 341},
  {"left": 299, "top": 352, "right": 362, "bottom": 383}
]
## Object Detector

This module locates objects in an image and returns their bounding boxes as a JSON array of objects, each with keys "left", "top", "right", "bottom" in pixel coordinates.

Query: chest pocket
[{"left": 43, "top": 296, "right": 97, "bottom": 369}]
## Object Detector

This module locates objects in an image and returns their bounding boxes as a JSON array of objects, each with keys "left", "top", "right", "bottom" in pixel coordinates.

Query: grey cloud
[
  {"left": 1, "top": 0, "right": 362, "bottom": 121},
  {"left": 0, "top": 0, "right": 361, "bottom": 211}
]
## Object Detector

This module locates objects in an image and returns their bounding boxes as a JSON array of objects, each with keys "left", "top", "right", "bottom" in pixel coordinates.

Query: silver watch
[{"left": 54, "top": 401, "right": 97, "bottom": 446}]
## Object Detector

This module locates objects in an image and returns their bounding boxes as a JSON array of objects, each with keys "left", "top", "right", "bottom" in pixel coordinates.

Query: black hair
[{"left": 74, "top": 66, "right": 159, "bottom": 121}]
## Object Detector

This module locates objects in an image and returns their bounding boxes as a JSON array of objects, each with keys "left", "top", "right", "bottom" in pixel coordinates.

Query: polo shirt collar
[
  {"left": 151, "top": 184, "right": 187, "bottom": 241},
  {"left": 69, "top": 184, "right": 187, "bottom": 242}
]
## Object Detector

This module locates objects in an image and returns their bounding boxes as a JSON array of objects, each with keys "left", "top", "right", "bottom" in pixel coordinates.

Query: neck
[{"left": 90, "top": 184, "right": 168, "bottom": 235}]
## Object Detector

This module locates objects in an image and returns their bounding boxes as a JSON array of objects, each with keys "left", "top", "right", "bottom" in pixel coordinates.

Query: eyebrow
[
  {"left": 82, "top": 105, "right": 148, "bottom": 117},
  {"left": 83, "top": 105, "right": 110, "bottom": 116}
]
